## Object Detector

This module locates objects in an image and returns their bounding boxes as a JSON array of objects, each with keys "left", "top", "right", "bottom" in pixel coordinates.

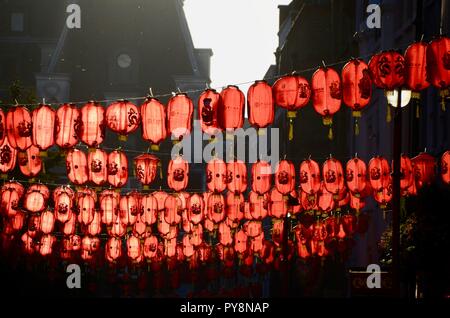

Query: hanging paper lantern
[
  {"left": 9, "top": 211, "right": 25, "bottom": 232},
  {"left": 99, "top": 191, "right": 120, "bottom": 225},
  {"left": 322, "top": 157, "right": 345, "bottom": 196},
  {"left": 399, "top": 154, "right": 414, "bottom": 191},
  {"left": 31, "top": 104, "right": 55, "bottom": 150},
  {"left": 107, "top": 150, "right": 128, "bottom": 187},
  {"left": 140, "top": 97, "right": 167, "bottom": 149},
  {"left": 275, "top": 160, "right": 296, "bottom": 195},
  {"left": 40, "top": 210, "right": 55, "bottom": 234},
  {"left": 141, "top": 193, "right": 158, "bottom": 225},
  {"left": 55, "top": 103, "right": 81, "bottom": 148},
  {"left": 80, "top": 101, "right": 105, "bottom": 147},
  {"left": 218, "top": 222, "right": 233, "bottom": 246},
  {"left": 198, "top": 89, "right": 222, "bottom": 136},
  {"left": 167, "top": 93, "right": 193, "bottom": 141},
  {"left": 187, "top": 193, "right": 204, "bottom": 225},
  {"left": 108, "top": 214, "right": 127, "bottom": 238},
  {"left": 0, "top": 137, "right": 17, "bottom": 173},
  {"left": 2, "top": 181, "right": 24, "bottom": 197},
  {"left": 182, "top": 234, "right": 195, "bottom": 258},
  {"left": 411, "top": 152, "right": 435, "bottom": 188},
  {"left": 206, "top": 193, "right": 225, "bottom": 224},
  {"left": 234, "top": 229, "right": 248, "bottom": 254},
  {"left": 0, "top": 109, "right": 6, "bottom": 145},
  {"left": 66, "top": 149, "right": 88, "bottom": 185},
  {"left": 77, "top": 193, "right": 96, "bottom": 225},
  {"left": 225, "top": 192, "right": 245, "bottom": 223},
  {"left": 18, "top": 145, "right": 42, "bottom": 177},
  {"left": 143, "top": 235, "right": 159, "bottom": 260},
  {"left": 369, "top": 51, "right": 405, "bottom": 90},
  {"left": 300, "top": 189, "right": 318, "bottom": 211},
  {"left": 164, "top": 194, "right": 182, "bottom": 226},
  {"left": 317, "top": 182, "right": 334, "bottom": 213},
  {"left": 346, "top": 157, "right": 367, "bottom": 195},
  {"left": 299, "top": 159, "right": 321, "bottom": 195},
  {"left": 441, "top": 150, "right": 450, "bottom": 185},
  {"left": 38, "top": 234, "right": 55, "bottom": 256},
  {"left": 206, "top": 158, "right": 227, "bottom": 193},
  {"left": 251, "top": 160, "right": 272, "bottom": 195},
  {"left": 248, "top": 191, "right": 268, "bottom": 220},
  {"left": 341, "top": 59, "right": 372, "bottom": 134},
  {"left": 106, "top": 237, "right": 122, "bottom": 262},
  {"left": 219, "top": 85, "right": 245, "bottom": 131},
  {"left": 134, "top": 153, "right": 160, "bottom": 187},
  {"left": 227, "top": 160, "right": 247, "bottom": 194},
  {"left": 63, "top": 212, "right": 77, "bottom": 236},
  {"left": 88, "top": 148, "right": 108, "bottom": 185},
  {"left": 405, "top": 42, "right": 430, "bottom": 91},
  {"left": 6, "top": 106, "right": 33, "bottom": 150},
  {"left": 311, "top": 67, "right": 342, "bottom": 139},
  {"left": 247, "top": 80, "right": 274, "bottom": 129},
  {"left": 167, "top": 156, "right": 189, "bottom": 191},
  {"left": 273, "top": 74, "right": 311, "bottom": 140},
  {"left": 106, "top": 100, "right": 140, "bottom": 138},
  {"left": 23, "top": 184, "right": 49, "bottom": 213},
  {"left": 374, "top": 182, "right": 393, "bottom": 208},
  {"left": 269, "top": 188, "right": 288, "bottom": 218},
  {"left": 427, "top": 36, "right": 450, "bottom": 110},
  {"left": 86, "top": 211, "right": 102, "bottom": 236},
  {"left": 368, "top": 156, "right": 391, "bottom": 191},
  {"left": 75, "top": 187, "right": 97, "bottom": 201},
  {"left": 54, "top": 190, "right": 73, "bottom": 223},
  {"left": 127, "top": 235, "right": 142, "bottom": 260},
  {"left": 119, "top": 192, "right": 141, "bottom": 225},
  {"left": 0, "top": 188, "right": 20, "bottom": 216}
]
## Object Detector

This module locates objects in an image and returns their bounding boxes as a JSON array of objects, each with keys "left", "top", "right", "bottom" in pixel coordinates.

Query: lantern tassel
[
  {"left": 288, "top": 119, "right": 294, "bottom": 141},
  {"left": 386, "top": 105, "right": 392, "bottom": 123},
  {"left": 159, "top": 163, "right": 163, "bottom": 180},
  {"left": 416, "top": 101, "right": 420, "bottom": 119},
  {"left": 441, "top": 98, "right": 446, "bottom": 112},
  {"left": 328, "top": 125, "right": 333, "bottom": 140},
  {"left": 42, "top": 162, "right": 46, "bottom": 174},
  {"left": 354, "top": 118, "right": 360, "bottom": 136}
]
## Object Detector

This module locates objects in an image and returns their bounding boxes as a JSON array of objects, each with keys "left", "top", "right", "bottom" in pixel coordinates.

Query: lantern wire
[{"left": 0, "top": 41, "right": 428, "bottom": 108}]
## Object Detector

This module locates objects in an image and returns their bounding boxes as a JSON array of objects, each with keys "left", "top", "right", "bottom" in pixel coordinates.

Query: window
[{"left": 11, "top": 13, "right": 24, "bottom": 32}]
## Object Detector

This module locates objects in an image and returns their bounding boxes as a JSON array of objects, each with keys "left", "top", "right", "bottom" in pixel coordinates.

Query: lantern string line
[{"left": 0, "top": 42, "right": 422, "bottom": 108}]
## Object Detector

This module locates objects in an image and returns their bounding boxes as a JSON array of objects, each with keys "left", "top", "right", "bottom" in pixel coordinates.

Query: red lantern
[
  {"left": 141, "top": 98, "right": 166, "bottom": 149},
  {"left": 248, "top": 191, "right": 268, "bottom": 220},
  {"left": 218, "top": 222, "right": 233, "bottom": 246},
  {"left": 40, "top": 210, "right": 55, "bottom": 234},
  {"left": 106, "top": 237, "right": 122, "bottom": 262},
  {"left": 342, "top": 59, "right": 372, "bottom": 134},
  {"left": 108, "top": 150, "right": 128, "bottom": 187},
  {"left": 275, "top": 160, "right": 296, "bottom": 195},
  {"left": 225, "top": 192, "right": 244, "bottom": 223},
  {"left": 87, "top": 211, "right": 102, "bottom": 236},
  {"left": 109, "top": 214, "right": 126, "bottom": 238},
  {"left": 441, "top": 150, "right": 450, "bottom": 184},
  {"left": 100, "top": 191, "right": 119, "bottom": 225},
  {"left": 187, "top": 193, "right": 204, "bottom": 225},
  {"left": 54, "top": 190, "right": 73, "bottom": 223},
  {"left": 127, "top": 235, "right": 142, "bottom": 260},
  {"left": 80, "top": 101, "right": 105, "bottom": 147},
  {"left": 63, "top": 213, "right": 77, "bottom": 236},
  {"left": 0, "top": 137, "right": 17, "bottom": 173},
  {"left": 164, "top": 194, "right": 182, "bottom": 226},
  {"left": 300, "top": 190, "right": 318, "bottom": 211},
  {"left": 66, "top": 149, "right": 88, "bottom": 185},
  {"left": 322, "top": 157, "right": 345, "bottom": 196},
  {"left": 0, "top": 188, "right": 20, "bottom": 216},
  {"left": 273, "top": 74, "right": 311, "bottom": 140},
  {"left": 368, "top": 51, "right": 405, "bottom": 90},
  {"left": 405, "top": 42, "right": 430, "bottom": 92},
  {"left": 311, "top": 67, "right": 342, "bottom": 139},
  {"left": 299, "top": 159, "right": 321, "bottom": 195},
  {"left": 18, "top": 145, "right": 42, "bottom": 177},
  {"left": 6, "top": 106, "right": 33, "bottom": 150},
  {"left": 77, "top": 194, "right": 95, "bottom": 225},
  {"left": 399, "top": 154, "right": 414, "bottom": 191},
  {"left": 227, "top": 160, "right": 247, "bottom": 194},
  {"left": 206, "top": 158, "right": 227, "bottom": 193},
  {"left": 0, "top": 109, "right": 6, "bottom": 145},
  {"left": 2, "top": 181, "right": 24, "bottom": 197},
  {"left": 141, "top": 193, "right": 158, "bottom": 225},
  {"left": 251, "top": 160, "right": 272, "bottom": 195},
  {"left": 23, "top": 184, "right": 49, "bottom": 213},
  {"left": 106, "top": 100, "right": 140, "bottom": 138},
  {"left": 427, "top": 36, "right": 450, "bottom": 91},
  {"left": 167, "top": 93, "right": 193, "bottom": 141},
  {"left": 134, "top": 153, "right": 159, "bottom": 187},
  {"left": 374, "top": 182, "right": 392, "bottom": 208},
  {"left": 411, "top": 152, "right": 435, "bottom": 188},
  {"left": 119, "top": 192, "right": 141, "bottom": 225},
  {"left": 269, "top": 188, "right": 288, "bottom": 218},
  {"left": 318, "top": 182, "right": 334, "bottom": 213},
  {"left": 219, "top": 85, "right": 245, "bottom": 131},
  {"left": 234, "top": 229, "right": 248, "bottom": 254},
  {"left": 55, "top": 103, "right": 81, "bottom": 148},
  {"left": 368, "top": 156, "right": 391, "bottom": 191},
  {"left": 32, "top": 104, "right": 55, "bottom": 150},
  {"left": 346, "top": 157, "right": 367, "bottom": 195},
  {"left": 143, "top": 235, "right": 159, "bottom": 260},
  {"left": 168, "top": 156, "right": 189, "bottom": 191},
  {"left": 206, "top": 193, "right": 225, "bottom": 224},
  {"left": 247, "top": 80, "right": 274, "bottom": 129},
  {"left": 88, "top": 148, "right": 108, "bottom": 185},
  {"left": 198, "top": 89, "right": 222, "bottom": 136}
]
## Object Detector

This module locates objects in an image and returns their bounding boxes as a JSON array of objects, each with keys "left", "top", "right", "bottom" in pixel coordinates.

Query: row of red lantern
[{"left": 2, "top": 37, "right": 448, "bottom": 151}]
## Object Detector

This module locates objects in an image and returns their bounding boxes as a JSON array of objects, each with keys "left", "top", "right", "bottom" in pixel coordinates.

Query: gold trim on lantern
[{"left": 151, "top": 144, "right": 160, "bottom": 151}]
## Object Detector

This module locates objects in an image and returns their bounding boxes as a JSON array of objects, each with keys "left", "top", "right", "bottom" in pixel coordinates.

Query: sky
[{"left": 184, "top": 0, "right": 292, "bottom": 91}]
